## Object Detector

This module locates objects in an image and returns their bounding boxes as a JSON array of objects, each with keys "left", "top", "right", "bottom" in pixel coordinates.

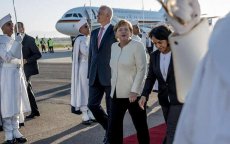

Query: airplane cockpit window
[
  {"left": 73, "top": 13, "right": 78, "bottom": 17},
  {"left": 78, "top": 13, "right": 83, "bottom": 18},
  {"left": 65, "top": 14, "right": 73, "bottom": 17}
]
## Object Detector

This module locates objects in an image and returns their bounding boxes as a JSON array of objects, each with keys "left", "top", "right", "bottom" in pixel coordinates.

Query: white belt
[{"left": 2, "top": 63, "right": 20, "bottom": 68}]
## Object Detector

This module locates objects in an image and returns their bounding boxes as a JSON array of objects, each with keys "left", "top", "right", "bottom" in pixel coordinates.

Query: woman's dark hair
[{"left": 148, "top": 25, "right": 172, "bottom": 40}]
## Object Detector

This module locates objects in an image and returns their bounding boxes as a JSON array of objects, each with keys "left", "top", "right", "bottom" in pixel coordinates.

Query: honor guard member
[
  {"left": 71, "top": 18, "right": 95, "bottom": 125},
  {"left": 160, "top": 0, "right": 230, "bottom": 143},
  {"left": 131, "top": 20, "right": 147, "bottom": 49},
  {"left": 131, "top": 20, "right": 142, "bottom": 42},
  {"left": 0, "top": 14, "right": 31, "bottom": 144}
]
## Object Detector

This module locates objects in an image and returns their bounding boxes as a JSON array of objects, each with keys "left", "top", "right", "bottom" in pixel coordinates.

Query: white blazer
[{"left": 110, "top": 40, "right": 147, "bottom": 98}]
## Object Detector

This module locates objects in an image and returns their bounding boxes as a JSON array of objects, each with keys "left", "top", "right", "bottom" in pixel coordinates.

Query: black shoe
[
  {"left": 71, "top": 107, "right": 82, "bottom": 115},
  {"left": 15, "top": 136, "right": 27, "bottom": 143},
  {"left": 26, "top": 112, "right": 40, "bottom": 119},
  {"left": 2, "top": 139, "right": 15, "bottom": 144},
  {"left": 82, "top": 120, "right": 91, "bottom": 125}
]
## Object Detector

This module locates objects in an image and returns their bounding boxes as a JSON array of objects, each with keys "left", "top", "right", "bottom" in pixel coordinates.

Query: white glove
[
  {"left": 166, "top": 0, "right": 201, "bottom": 35},
  {"left": 15, "top": 34, "right": 23, "bottom": 43},
  {"left": 11, "top": 58, "right": 21, "bottom": 65},
  {"left": 10, "top": 41, "right": 22, "bottom": 59}
]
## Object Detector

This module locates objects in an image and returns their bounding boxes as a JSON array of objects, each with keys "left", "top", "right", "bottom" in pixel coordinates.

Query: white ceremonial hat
[
  {"left": 75, "top": 18, "right": 87, "bottom": 31},
  {"left": 0, "top": 14, "right": 12, "bottom": 28},
  {"left": 131, "top": 20, "right": 139, "bottom": 26}
]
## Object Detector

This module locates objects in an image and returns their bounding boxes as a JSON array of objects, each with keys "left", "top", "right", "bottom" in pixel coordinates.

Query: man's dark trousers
[
  {"left": 88, "top": 75, "right": 111, "bottom": 130},
  {"left": 26, "top": 76, "right": 39, "bottom": 115}
]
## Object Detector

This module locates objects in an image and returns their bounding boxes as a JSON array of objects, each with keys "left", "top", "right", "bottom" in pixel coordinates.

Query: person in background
[
  {"left": 87, "top": 5, "right": 117, "bottom": 144},
  {"left": 35, "top": 36, "right": 40, "bottom": 48},
  {"left": 108, "top": 19, "right": 149, "bottom": 144},
  {"left": 71, "top": 18, "right": 95, "bottom": 125},
  {"left": 146, "top": 36, "right": 154, "bottom": 55},
  {"left": 130, "top": 20, "right": 142, "bottom": 42},
  {"left": 15, "top": 22, "right": 42, "bottom": 119},
  {"left": 47, "top": 38, "right": 54, "bottom": 53},
  {"left": 40, "top": 38, "right": 46, "bottom": 53},
  {"left": 139, "top": 25, "right": 183, "bottom": 144},
  {"left": 131, "top": 20, "right": 147, "bottom": 48},
  {"left": 0, "top": 14, "right": 31, "bottom": 144}
]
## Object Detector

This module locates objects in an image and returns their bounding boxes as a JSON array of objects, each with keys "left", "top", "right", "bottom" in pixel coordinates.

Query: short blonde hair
[{"left": 114, "top": 19, "right": 133, "bottom": 34}]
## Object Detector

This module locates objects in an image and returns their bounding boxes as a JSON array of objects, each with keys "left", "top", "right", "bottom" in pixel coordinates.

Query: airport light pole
[
  {"left": 89, "top": 0, "right": 92, "bottom": 30},
  {"left": 142, "top": 0, "right": 145, "bottom": 28}
]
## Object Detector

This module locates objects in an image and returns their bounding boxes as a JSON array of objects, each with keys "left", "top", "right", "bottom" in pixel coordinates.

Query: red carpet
[{"left": 123, "top": 123, "right": 166, "bottom": 144}]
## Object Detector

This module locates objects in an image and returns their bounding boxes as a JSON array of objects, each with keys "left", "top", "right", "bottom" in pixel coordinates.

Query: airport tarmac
[{"left": 0, "top": 48, "right": 164, "bottom": 144}]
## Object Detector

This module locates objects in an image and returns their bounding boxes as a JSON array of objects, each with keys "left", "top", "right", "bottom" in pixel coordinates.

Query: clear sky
[{"left": 0, "top": 0, "right": 229, "bottom": 37}]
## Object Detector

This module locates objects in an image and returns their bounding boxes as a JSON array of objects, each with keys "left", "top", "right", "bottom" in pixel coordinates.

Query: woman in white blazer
[{"left": 108, "top": 19, "right": 149, "bottom": 144}]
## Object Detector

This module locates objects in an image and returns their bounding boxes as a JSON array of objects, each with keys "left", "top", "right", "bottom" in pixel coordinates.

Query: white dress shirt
[
  {"left": 160, "top": 51, "right": 171, "bottom": 102},
  {"left": 160, "top": 51, "right": 171, "bottom": 81}
]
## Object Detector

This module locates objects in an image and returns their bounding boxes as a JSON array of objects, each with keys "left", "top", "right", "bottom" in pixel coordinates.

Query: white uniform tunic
[
  {"left": 0, "top": 35, "right": 31, "bottom": 119},
  {"left": 71, "top": 35, "right": 90, "bottom": 111},
  {"left": 173, "top": 12, "right": 230, "bottom": 144},
  {"left": 131, "top": 35, "right": 141, "bottom": 42}
]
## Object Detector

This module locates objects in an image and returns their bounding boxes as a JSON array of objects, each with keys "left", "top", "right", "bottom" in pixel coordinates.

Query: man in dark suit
[
  {"left": 15, "top": 22, "right": 42, "bottom": 119},
  {"left": 139, "top": 25, "right": 183, "bottom": 144},
  {"left": 87, "top": 5, "right": 116, "bottom": 143}
]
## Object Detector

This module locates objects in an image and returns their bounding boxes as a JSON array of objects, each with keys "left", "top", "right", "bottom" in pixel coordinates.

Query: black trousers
[
  {"left": 161, "top": 105, "right": 183, "bottom": 144},
  {"left": 48, "top": 46, "right": 54, "bottom": 52},
  {"left": 88, "top": 75, "right": 111, "bottom": 131},
  {"left": 108, "top": 96, "right": 150, "bottom": 144},
  {"left": 41, "top": 45, "right": 46, "bottom": 52},
  {"left": 26, "top": 76, "right": 39, "bottom": 114}
]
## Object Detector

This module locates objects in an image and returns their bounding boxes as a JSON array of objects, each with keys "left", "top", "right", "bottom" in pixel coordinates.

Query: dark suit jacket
[
  {"left": 22, "top": 34, "right": 42, "bottom": 78},
  {"left": 142, "top": 50, "right": 182, "bottom": 106},
  {"left": 88, "top": 24, "right": 117, "bottom": 86}
]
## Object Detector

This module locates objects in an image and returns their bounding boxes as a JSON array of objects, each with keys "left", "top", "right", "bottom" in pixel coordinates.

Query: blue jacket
[{"left": 88, "top": 24, "right": 116, "bottom": 86}]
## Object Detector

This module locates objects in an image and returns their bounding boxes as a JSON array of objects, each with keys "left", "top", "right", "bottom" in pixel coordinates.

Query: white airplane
[{"left": 55, "top": 6, "right": 165, "bottom": 36}]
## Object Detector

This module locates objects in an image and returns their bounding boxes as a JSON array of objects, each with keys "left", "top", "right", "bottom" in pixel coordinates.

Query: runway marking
[
  {"left": 147, "top": 105, "right": 161, "bottom": 117},
  {"left": 50, "top": 124, "right": 99, "bottom": 144}
]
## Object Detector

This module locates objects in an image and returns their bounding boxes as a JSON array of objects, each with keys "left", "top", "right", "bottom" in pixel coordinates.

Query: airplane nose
[{"left": 55, "top": 20, "right": 78, "bottom": 36}]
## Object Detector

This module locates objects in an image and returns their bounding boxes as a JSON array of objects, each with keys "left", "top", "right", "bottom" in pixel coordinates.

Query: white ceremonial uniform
[
  {"left": 173, "top": 12, "right": 230, "bottom": 144},
  {"left": 0, "top": 34, "right": 31, "bottom": 140},
  {"left": 71, "top": 34, "right": 93, "bottom": 121},
  {"left": 169, "top": 19, "right": 210, "bottom": 102},
  {"left": 131, "top": 35, "right": 141, "bottom": 42},
  {"left": 71, "top": 35, "right": 89, "bottom": 110}
]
